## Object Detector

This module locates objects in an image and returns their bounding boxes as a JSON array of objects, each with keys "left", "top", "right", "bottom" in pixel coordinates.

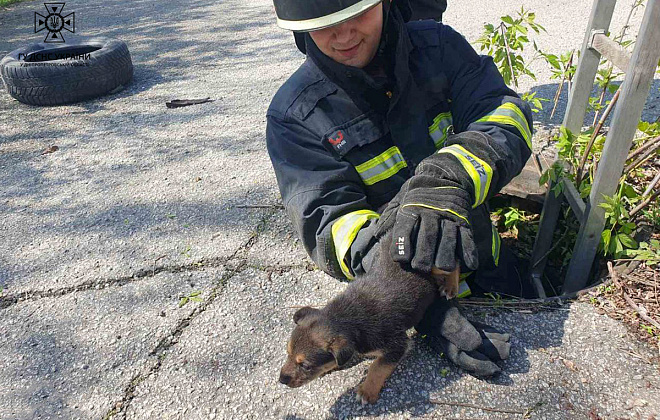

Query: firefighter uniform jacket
[{"left": 266, "top": 19, "right": 533, "bottom": 283}]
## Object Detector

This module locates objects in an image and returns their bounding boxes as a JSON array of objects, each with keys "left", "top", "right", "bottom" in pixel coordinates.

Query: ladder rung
[
  {"left": 589, "top": 31, "right": 631, "bottom": 73},
  {"left": 562, "top": 178, "right": 586, "bottom": 220}
]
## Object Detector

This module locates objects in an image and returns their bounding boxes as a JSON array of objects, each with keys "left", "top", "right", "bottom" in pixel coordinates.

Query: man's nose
[
  {"left": 333, "top": 22, "right": 355, "bottom": 43},
  {"left": 279, "top": 373, "right": 292, "bottom": 385}
]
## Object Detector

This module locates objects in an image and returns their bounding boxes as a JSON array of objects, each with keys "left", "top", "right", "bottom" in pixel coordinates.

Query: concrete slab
[
  {"left": 0, "top": 0, "right": 299, "bottom": 295},
  {"left": 0, "top": 268, "right": 222, "bottom": 420},
  {"left": 126, "top": 267, "right": 660, "bottom": 420},
  {"left": 0, "top": 0, "right": 658, "bottom": 419},
  {"left": 245, "top": 209, "right": 313, "bottom": 270}
]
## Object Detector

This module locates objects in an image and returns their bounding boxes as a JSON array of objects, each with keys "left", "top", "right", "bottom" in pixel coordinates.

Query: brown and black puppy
[{"left": 278, "top": 234, "right": 459, "bottom": 404}]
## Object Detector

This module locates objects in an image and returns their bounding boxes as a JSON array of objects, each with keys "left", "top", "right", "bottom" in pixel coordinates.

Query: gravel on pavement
[{"left": 1, "top": 0, "right": 658, "bottom": 419}]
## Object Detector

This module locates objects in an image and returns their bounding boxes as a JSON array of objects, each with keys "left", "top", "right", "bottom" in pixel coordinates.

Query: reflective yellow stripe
[
  {"left": 476, "top": 103, "right": 532, "bottom": 150},
  {"left": 401, "top": 203, "right": 469, "bottom": 225},
  {"left": 491, "top": 224, "right": 501, "bottom": 266},
  {"left": 428, "top": 112, "right": 453, "bottom": 149},
  {"left": 457, "top": 279, "right": 472, "bottom": 298},
  {"left": 331, "top": 210, "right": 380, "bottom": 279},
  {"left": 354, "top": 146, "right": 408, "bottom": 186},
  {"left": 437, "top": 145, "right": 493, "bottom": 208}
]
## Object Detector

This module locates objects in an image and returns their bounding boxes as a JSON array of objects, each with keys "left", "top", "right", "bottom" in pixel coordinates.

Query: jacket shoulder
[
  {"left": 267, "top": 59, "right": 337, "bottom": 121},
  {"left": 406, "top": 19, "right": 442, "bottom": 48},
  {"left": 406, "top": 21, "right": 471, "bottom": 51}
]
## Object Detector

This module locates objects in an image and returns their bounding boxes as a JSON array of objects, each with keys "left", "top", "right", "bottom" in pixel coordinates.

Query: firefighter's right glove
[{"left": 389, "top": 175, "right": 478, "bottom": 274}]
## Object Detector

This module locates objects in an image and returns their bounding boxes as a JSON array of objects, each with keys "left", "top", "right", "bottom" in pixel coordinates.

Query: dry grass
[
  {"left": 0, "top": 0, "right": 34, "bottom": 7},
  {"left": 582, "top": 261, "right": 660, "bottom": 356}
]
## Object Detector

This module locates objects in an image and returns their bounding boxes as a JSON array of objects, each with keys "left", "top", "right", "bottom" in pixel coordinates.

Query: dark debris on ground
[{"left": 582, "top": 262, "right": 660, "bottom": 360}]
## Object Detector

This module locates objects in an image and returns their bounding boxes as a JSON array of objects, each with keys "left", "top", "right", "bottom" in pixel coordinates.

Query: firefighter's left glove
[
  {"left": 390, "top": 175, "right": 478, "bottom": 274},
  {"left": 416, "top": 298, "right": 511, "bottom": 378}
]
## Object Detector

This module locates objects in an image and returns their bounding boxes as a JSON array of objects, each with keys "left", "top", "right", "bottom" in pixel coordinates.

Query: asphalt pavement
[{"left": 0, "top": 0, "right": 658, "bottom": 419}]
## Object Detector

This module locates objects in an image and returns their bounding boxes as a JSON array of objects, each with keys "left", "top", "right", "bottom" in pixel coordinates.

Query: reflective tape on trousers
[
  {"left": 492, "top": 224, "right": 501, "bottom": 266},
  {"left": 457, "top": 279, "right": 471, "bottom": 298}
]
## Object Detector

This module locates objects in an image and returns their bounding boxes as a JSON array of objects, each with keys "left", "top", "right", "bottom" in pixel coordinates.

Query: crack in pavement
[
  {"left": 99, "top": 208, "right": 315, "bottom": 419},
  {"left": 101, "top": 267, "right": 240, "bottom": 420},
  {"left": 0, "top": 256, "right": 232, "bottom": 310},
  {"left": 0, "top": 209, "right": 311, "bottom": 310}
]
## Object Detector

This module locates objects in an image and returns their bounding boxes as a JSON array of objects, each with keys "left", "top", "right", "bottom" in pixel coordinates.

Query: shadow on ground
[
  {"left": 315, "top": 306, "right": 569, "bottom": 419},
  {"left": 525, "top": 78, "right": 660, "bottom": 132}
]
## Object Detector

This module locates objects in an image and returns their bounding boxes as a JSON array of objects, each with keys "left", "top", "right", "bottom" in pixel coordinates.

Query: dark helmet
[{"left": 273, "top": 0, "right": 383, "bottom": 32}]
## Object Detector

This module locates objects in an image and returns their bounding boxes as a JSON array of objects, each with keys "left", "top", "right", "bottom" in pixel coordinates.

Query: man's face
[{"left": 309, "top": 4, "right": 383, "bottom": 68}]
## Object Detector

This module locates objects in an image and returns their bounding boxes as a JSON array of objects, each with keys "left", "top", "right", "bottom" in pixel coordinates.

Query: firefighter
[{"left": 267, "top": 0, "right": 532, "bottom": 377}]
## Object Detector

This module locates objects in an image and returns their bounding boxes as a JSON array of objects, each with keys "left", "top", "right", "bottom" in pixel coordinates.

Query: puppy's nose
[{"left": 279, "top": 374, "right": 292, "bottom": 385}]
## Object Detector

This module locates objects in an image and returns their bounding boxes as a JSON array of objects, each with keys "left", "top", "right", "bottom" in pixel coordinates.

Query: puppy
[{"left": 278, "top": 233, "right": 459, "bottom": 404}]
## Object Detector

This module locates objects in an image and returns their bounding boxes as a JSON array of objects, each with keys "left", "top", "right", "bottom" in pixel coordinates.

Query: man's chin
[{"left": 338, "top": 56, "right": 370, "bottom": 69}]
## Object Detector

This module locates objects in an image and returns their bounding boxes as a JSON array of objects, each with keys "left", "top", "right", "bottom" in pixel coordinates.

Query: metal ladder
[{"left": 528, "top": 0, "right": 660, "bottom": 296}]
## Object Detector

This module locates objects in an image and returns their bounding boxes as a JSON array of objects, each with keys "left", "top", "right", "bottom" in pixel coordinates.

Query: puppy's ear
[
  {"left": 328, "top": 336, "right": 354, "bottom": 367},
  {"left": 293, "top": 306, "right": 320, "bottom": 325}
]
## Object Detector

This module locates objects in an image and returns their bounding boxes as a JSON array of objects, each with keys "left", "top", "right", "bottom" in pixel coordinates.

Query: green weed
[{"left": 179, "top": 290, "right": 203, "bottom": 308}]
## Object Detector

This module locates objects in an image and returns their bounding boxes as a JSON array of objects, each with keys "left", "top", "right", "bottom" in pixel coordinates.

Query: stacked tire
[{"left": 0, "top": 37, "right": 133, "bottom": 106}]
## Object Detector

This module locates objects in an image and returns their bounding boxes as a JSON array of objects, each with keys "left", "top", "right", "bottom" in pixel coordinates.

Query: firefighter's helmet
[{"left": 273, "top": 0, "right": 383, "bottom": 32}]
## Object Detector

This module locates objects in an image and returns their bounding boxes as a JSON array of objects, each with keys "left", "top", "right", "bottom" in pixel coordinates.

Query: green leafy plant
[
  {"left": 640, "top": 324, "right": 657, "bottom": 337},
  {"left": 539, "top": 161, "right": 566, "bottom": 197},
  {"left": 599, "top": 192, "right": 638, "bottom": 258},
  {"left": 180, "top": 244, "right": 192, "bottom": 258},
  {"left": 484, "top": 292, "right": 504, "bottom": 308},
  {"left": 179, "top": 290, "right": 203, "bottom": 308},
  {"left": 495, "top": 207, "right": 524, "bottom": 229},
  {"left": 483, "top": 5, "right": 660, "bottom": 275},
  {"left": 625, "top": 239, "right": 660, "bottom": 267},
  {"left": 475, "top": 7, "right": 546, "bottom": 88},
  {"left": 521, "top": 91, "right": 547, "bottom": 114},
  {"left": 544, "top": 50, "right": 577, "bottom": 82}
]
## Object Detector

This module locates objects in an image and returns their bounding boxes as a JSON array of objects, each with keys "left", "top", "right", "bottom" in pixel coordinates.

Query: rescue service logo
[
  {"left": 328, "top": 130, "right": 346, "bottom": 150},
  {"left": 34, "top": 3, "right": 75, "bottom": 43}
]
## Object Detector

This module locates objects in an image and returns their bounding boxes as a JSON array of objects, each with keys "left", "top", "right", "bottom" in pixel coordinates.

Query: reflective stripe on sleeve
[
  {"left": 428, "top": 112, "right": 453, "bottom": 149},
  {"left": 331, "top": 210, "right": 380, "bottom": 280},
  {"left": 437, "top": 144, "right": 493, "bottom": 208},
  {"left": 492, "top": 224, "right": 501, "bottom": 266},
  {"left": 354, "top": 146, "right": 408, "bottom": 186},
  {"left": 476, "top": 103, "right": 532, "bottom": 150}
]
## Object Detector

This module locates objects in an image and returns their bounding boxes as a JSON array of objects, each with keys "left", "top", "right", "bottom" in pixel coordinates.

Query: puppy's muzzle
[{"left": 279, "top": 373, "right": 292, "bottom": 385}]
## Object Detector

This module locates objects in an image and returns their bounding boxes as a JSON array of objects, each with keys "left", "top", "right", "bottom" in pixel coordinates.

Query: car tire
[{"left": 0, "top": 37, "right": 133, "bottom": 106}]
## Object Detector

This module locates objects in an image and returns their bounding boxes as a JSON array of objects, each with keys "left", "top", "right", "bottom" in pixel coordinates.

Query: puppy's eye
[{"left": 300, "top": 363, "right": 312, "bottom": 372}]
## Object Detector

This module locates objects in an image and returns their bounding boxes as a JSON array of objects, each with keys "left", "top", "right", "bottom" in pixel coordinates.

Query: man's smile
[{"left": 334, "top": 40, "right": 363, "bottom": 58}]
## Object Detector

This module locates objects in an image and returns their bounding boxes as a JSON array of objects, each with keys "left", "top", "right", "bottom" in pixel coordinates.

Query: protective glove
[
  {"left": 350, "top": 131, "right": 503, "bottom": 276},
  {"left": 388, "top": 131, "right": 504, "bottom": 274},
  {"left": 416, "top": 297, "right": 511, "bottom": 378},
  {"left": 389, "top": 175, "right": 478, "bottom": 274},
  {"left": 347, "top": 175, "right": 476, "bottom": 276}
]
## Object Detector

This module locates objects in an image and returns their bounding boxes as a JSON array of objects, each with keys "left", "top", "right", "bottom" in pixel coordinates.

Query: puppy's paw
[
  {"left": 440, "top": 281, "right": 459, "bottom": 300},
  {"left": 431, "top": 265, "right": 460, "bottom": 300},
  {"left": 356, "top": 382, "right": 380, "bottom": 405}
]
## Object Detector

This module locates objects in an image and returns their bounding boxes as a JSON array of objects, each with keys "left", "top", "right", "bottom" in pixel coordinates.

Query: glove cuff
[{"left": 417, "top": 131, "right": 502, "bottom": 208}]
